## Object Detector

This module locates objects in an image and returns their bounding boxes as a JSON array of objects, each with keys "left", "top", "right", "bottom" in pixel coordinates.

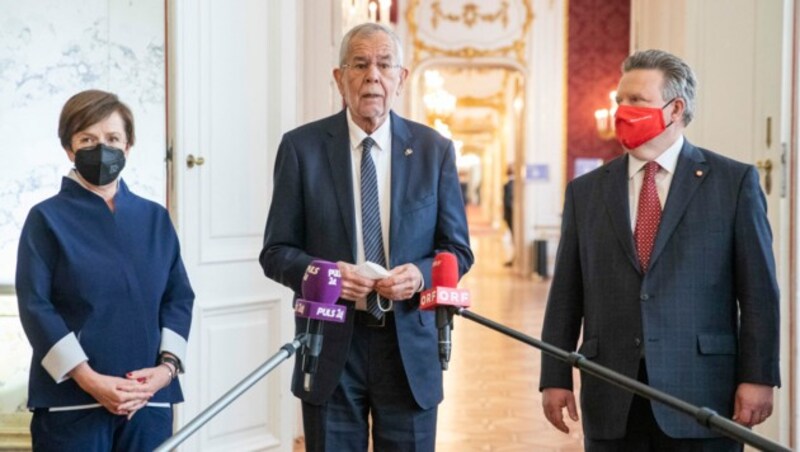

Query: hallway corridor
[{"left": 435, "top": 229, "right": 584, "bottom": 451}]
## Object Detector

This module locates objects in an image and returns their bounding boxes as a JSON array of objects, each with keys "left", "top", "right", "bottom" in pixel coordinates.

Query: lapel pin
[
  {"left": 404, "top": 148, "right": 413, "bottom": 157},
  {"left": 695, "top": 170, "right": 704, "bottom": 177}
]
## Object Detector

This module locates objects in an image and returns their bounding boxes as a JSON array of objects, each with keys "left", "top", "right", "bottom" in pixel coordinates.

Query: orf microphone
[
  {"left": 295, "top": 260, "right": 344, "bottom": 392},
  {"left": 420, "top": 252, "right": 470, "bottom": 370}
]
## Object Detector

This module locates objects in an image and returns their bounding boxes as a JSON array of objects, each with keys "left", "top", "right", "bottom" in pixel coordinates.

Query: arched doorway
[{"left": 409, "top": 61, "right": 526, "bottom": 268}]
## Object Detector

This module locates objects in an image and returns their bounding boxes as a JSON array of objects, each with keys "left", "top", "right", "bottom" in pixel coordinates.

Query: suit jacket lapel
[
  {"left": 389, "top": 111, "right": 412, "bottom": 267},
  {"left": 325, "top": 110, "right": 357, "bottom": 261},
  {"left": 648, "top": 140, "right": 709, "bottom": 269},
  {"left": 603, "top": 155, "right": 641, "bottom": 273}
]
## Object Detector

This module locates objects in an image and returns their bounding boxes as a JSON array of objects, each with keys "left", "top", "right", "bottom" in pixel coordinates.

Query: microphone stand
[
  {"left": 453, "top": 307, "right": 791, "bottom": 452},
  {"left": 154, "top": 335, "right": 307, "bottom": 452}
]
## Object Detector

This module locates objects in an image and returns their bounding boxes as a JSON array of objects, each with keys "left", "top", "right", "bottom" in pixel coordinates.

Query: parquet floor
[
  {"left": 294, "top": 225, "right": 585, "bottom": 451},
  {"left": 435, "top": 229, "right": 584, "bottom": 451}
]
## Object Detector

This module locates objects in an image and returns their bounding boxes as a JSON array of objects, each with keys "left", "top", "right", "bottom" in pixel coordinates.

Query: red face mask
[{"left": 614, "top": 99, "right": 675, "bottom": 149}]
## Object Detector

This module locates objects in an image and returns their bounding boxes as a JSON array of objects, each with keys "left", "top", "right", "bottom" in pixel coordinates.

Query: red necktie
[{"left": 634, "top": 161, "right": 662, "bottom": 271}]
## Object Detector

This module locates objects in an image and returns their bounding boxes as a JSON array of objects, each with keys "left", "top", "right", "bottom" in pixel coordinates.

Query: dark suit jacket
[
  {"left": 260, "top": 110, "right": 473, "bottom": 409},
  {"left": 540, "top": 139, "right": 780, "bottom": 439}
]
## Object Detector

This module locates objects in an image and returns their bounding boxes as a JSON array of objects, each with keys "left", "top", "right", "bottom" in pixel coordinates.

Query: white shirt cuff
[
  {"left": 160, "top": 327, "right": 188, "bottom": 371},
  {"left": 42, "top": 333, "right": 88, "bottom": 383}
]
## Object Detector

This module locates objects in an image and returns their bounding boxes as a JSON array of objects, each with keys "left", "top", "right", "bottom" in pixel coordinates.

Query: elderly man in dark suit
[
  {"left": 539, "top": 49, "right": 779, "bottom": 451},
  {"left": 260, "top": 23, "right": 473, "bottom": 452}
]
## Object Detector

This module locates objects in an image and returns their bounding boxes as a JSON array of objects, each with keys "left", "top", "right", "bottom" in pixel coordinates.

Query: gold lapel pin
[
  {"left": 695, "top": 170, "right": 704, "bottom": 177},
  {"left": 404, "top": 148, "right": 413, "bottom": 156}
]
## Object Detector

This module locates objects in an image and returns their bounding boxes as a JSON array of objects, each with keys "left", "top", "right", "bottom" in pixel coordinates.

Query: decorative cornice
[
  {"left": 431, "top": 1, "right": 510, "bottom": 29},
  {"left": 406, "top": 0, "right": 534, "bottom": 65}
]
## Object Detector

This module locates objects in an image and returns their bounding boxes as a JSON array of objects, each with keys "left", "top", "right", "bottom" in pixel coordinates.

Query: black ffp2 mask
[{"left": 74, "top": 144, "right": 126, "bottom": 186}]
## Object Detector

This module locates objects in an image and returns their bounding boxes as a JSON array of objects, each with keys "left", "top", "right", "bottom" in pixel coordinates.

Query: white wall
[{"left": 524, "top": 0, "right": 567, "bottom": 275}]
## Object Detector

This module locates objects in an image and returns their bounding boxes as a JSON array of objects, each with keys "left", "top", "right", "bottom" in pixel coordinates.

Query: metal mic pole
[
  {"left": 454, "top": 308, "right": 790, "bottom": 452},
  {"left": 154, "top": 335, "right": 307, "bottom": 452}
]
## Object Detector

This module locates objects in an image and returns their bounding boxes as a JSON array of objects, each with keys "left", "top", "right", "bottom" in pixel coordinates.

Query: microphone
[
  {"left": 420, "top": 252, "right": 470, "bottom": 370},
  {"left": 295, "top": 260, "right": 345, "bottom": 392}
]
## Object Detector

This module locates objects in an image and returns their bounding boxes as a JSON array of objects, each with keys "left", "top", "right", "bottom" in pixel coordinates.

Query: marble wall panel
[{"left": 0, "top": 0, "right": 166, "bottom": 286}]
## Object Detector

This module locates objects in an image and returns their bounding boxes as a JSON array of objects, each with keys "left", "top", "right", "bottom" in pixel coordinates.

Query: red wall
[{"left": 566, "top": 0, "right": 630, "bottom": 181}]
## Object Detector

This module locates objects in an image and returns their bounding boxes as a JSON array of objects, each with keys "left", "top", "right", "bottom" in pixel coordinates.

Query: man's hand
[
  {"left": 70, "top": 362, "right": 153, "bottom": 416},
  {"left": 542, "top": 388, "right": 580, "bottom": 433},
  {"left": 732, "top": 383, "right": 773, "bottom": 427},
  {"left": 337, "top": 261, "right": 376, "bottom": 301},
  {"left": 375, "top": 264, "right": 423, "bottom": 301}
]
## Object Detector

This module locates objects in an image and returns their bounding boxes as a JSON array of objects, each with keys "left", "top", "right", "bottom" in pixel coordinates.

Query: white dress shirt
[
  {"left": 628, "top": 135, "right": 684, "bottom": 230},
  {"left": 347, "top": 110, "right": 392, "bottom": 309}
]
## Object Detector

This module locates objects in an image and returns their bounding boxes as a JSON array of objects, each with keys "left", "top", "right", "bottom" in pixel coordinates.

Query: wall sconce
[
  {"left": 343, "top": 0, "right": 392, "bottom": 31},
  {"left": 594, "top": 90, "right": 617, "bottom": 140}
]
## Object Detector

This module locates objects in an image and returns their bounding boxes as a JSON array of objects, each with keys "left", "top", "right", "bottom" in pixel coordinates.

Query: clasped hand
[{"left": 70, "top": 361, "right": 174, "bottom": 419}]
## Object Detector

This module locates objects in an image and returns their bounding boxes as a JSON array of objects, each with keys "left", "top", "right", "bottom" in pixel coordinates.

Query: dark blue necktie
[{"left": 361, "top": 137, "right": 387, "bottom": 319}]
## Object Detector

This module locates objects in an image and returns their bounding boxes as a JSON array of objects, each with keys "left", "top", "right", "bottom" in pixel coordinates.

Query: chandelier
[
  {"left": 423, "top": 70, "right": 457, "bottom": 118},
  {"left": 342, "top": 0, "right": 393, "bottom": 31}
]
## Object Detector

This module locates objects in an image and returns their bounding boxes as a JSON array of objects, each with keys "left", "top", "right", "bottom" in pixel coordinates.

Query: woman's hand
[
  {"left": 125, "top": 364, "right": 173, "bottom": 394},
  {"left": 69, "top": 362, "right": 153, "bottom": 416},
  {"left": 124, "top": 364, "right": 175, "bottom": 419}
]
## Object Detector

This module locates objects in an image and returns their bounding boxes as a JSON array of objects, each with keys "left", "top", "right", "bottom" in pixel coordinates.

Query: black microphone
[
  {"left": 419, "top": 252, "right": 470, "bottom": 370},
  {"left": 295, "top": 260, "right": 344, "bottom": 392},
  {"left": 436, "top": 307, "right": 452, "bottom": 370}
]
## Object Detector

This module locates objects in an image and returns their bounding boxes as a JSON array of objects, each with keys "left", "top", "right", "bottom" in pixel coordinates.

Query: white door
[
  {"left": 167, "top": 1, "right": 298, "bottom": 450},
  {"left": 633, "top": 0, "right": 792, "bottom": 446}
]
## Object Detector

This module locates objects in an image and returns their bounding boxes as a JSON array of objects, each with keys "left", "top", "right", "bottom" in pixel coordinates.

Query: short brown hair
[{"left": 58, "top": 89, "right": 135, "bottom": 149}]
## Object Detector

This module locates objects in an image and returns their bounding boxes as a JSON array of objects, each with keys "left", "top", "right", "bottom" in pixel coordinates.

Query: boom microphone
[
  {"left": 295, "top": 260, "right": 344, "bottom": 391},
  {"left": 420, "top": 252, "right": 470, "bottom": 370}
]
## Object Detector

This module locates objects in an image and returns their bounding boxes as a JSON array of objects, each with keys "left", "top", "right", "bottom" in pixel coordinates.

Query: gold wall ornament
[
  {"left": 458, "top": 91, "right": 507, "bottom": 111},
  {"left": 406, "top": 0, "right": 534, "bottom": 65},
  {"left": 431, "top": 1, "right": 510, "bottom": 29}
]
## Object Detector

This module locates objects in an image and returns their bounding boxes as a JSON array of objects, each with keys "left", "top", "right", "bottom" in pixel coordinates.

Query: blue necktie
[{"left": 361, "top": 137, "right": 387, "bottom": 320}]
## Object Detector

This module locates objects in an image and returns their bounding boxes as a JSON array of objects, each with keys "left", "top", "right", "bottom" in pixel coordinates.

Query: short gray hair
[
  {"left": 339, "top": 23, "right": 404, "bottom": 67},
  {"left": 623, "top": 49, "right": 697, "bottom": 125}
]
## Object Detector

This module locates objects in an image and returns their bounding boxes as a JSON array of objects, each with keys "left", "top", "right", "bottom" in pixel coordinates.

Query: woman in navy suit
[{"left": 16, "top": 90, "right": 194, "bottom": 451}]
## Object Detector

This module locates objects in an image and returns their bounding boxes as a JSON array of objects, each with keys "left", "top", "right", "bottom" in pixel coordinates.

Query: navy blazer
[
  {"left": 260, "top": 110, "right": 473, "bottom": 409},
  {"left": 540, "top": 140, "right": 780, "bottom": 439},
  {"left": 17, "top": 179, "right": 194, "bottom": 408}
]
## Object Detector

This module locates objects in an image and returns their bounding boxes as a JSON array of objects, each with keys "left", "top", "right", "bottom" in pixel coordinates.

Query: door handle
[
  {"left": 756, "top": 159, "right": 772, "bottom": 195},
  {"left": 186, "top": 154, "right": 205, "bottom": 169}
]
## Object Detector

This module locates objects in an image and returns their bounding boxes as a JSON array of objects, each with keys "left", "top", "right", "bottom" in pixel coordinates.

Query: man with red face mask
[{"left": 539, "top": 49, "right": 779, "bottom": 451}]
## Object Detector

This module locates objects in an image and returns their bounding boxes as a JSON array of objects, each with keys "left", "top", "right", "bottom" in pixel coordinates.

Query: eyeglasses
[{"left": 341, "top": 62, "right": 402, "bottom": 76}]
